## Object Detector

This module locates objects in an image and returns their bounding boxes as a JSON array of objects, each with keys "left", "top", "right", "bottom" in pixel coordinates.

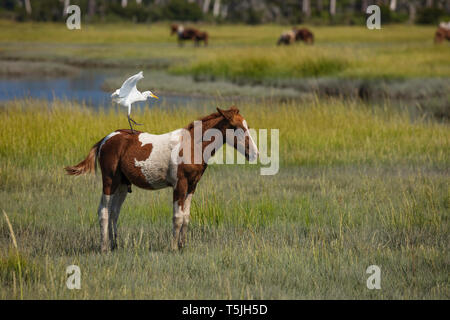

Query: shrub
[
  {"left": 416, "top": 7, "right": 445, "bottom": 25},
  {"left": 162, "top": 0, "right": 203, "bottom": 22}
]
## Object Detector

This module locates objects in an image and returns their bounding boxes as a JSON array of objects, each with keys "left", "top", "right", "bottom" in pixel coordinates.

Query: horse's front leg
[
  {"left": 179, "top": 192, "right": 194, "bottom": 249},
  {"left": 172, "top": 178, "right": 187, "bottom": 250}
]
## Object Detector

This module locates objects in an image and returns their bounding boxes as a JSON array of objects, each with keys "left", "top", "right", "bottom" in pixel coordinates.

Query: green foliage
[
  {"left": 416, "top": 7, "right": 446, "bottom": 25},
  {"left": 14, "top": 0, "right": 62, "bottom": 22},
  {"left": 175, "top": 54, "right": 348, "bottom": 81},
  {"left": 108, "top": 2, "right": 151, "bottom": 23},
  {"left": 162, "top": 0, "right": 203, "bottom": 22}
]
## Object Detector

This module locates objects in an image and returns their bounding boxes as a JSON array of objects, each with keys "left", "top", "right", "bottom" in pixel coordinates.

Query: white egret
[{"left": 111, "top": 71, "right": 159, "bottom": 133}]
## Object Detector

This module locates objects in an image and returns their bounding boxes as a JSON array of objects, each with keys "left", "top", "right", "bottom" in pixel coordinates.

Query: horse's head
[
  {"left": 216, "top": 106, "right": 259, "bottom": 162},
  {"left": 170, "top": 24, "right": 178, "bottom": 35}
]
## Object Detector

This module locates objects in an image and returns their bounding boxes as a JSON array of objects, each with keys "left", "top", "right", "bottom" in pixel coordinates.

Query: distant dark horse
[
  {"left": 293, "top": 27, "right": 314, "bottom": 44},
  {"left": 435, "top": 23, "right": 450, "bottom": 43},
  {"left": 170, "top": 24, "right": 208, "bottom": 47}
]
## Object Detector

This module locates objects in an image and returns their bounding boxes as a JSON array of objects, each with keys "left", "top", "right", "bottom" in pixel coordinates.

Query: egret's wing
[{"left": 118, "top": 71, "right": 144, "bottom": 98}]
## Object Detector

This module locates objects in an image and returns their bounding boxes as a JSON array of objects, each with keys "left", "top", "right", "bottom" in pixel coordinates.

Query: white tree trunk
[
  {"left": 63, "top": 0, "right": 70, "bottom": 16},
  {"left": 302, "top": 0, "right": 310, "bottom": 17},
  {"left": 408, "top": 1, "right": 416, "bottom": 24},
  {"left": 213, "top": 0, "right": 220, "bottom": 17},
  {"left": 136, "top": 0, "right": 142, "bottom": 5},
  {"left": 203, "top": 0, "right": 211, "bottom": 13},
  {"left": 24, "top": 0, "right": 31, "bottom": 14},
  {"left": 221, "top": 4, "right": 228, "bottom": 18},
  {"left": 426, "top": 0, "right": 433, "bottom": 7},
  {"left": 329, "top": 0, "right": 336, "bottom": 16},
  {"left": 121, "top": 0, "right": 128, "bottom": 8},
  {"left": 389, "top": 0, "right": 396, "bottom": 11}
]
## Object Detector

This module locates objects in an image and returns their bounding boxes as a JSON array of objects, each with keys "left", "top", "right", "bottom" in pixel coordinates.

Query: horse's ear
[
  {"left": 229, "top": 105, "right": 240, "bottom": 114},
  {"left": 217, "top": 107, "right": 235, "bottom": 121}
]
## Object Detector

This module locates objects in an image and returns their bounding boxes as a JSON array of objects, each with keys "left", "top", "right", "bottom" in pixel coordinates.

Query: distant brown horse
[
  {"left": 293, "top": 27, "right": 314, "bottom": 44},
  {"left": 435, "top": 24, "right": 450, "bottom": 43},
  {"left": 65, "top": 107, "right": 258, "bottom": 252},
  {"left": 170, "top": 24, "right": 208, "bottom": 46}
]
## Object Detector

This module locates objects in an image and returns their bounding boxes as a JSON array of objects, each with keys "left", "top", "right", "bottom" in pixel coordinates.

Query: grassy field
[
  {"left": 1, "top": 21, "right": 449, "bottom": 80},
  {"left": 0, "top": 98, "right": 448, "bottom": 299},
  {"left": 0, "top": 20, "right": 448, "bottom": 299}
]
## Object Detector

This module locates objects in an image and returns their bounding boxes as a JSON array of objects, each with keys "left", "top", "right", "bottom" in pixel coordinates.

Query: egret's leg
[
  {"left": 129, "top": 117, "right": 143, "bottom": 126},
  {"left": 127, "top": 115, "right": 134, "bottom": 133}
]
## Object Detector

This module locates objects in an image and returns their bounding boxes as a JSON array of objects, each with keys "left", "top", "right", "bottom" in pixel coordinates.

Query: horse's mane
[{"left": 185, "top": 111, "right": 223, "bottom": 131}]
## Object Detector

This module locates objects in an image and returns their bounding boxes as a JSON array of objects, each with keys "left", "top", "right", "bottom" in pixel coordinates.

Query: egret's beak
[{"left": 150, "top": 93, "right": 159, "bottom": 100}]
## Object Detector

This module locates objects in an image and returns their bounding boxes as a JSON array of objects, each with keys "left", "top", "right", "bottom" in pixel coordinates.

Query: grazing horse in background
[
  {"left": 435, "top": 22, "right": 450, "bottom": 43},
  {"left": 293, "top": 27, "right": 314, "bottom": 44},
  {"left": 277, "top": 27, "right": 314, "bottom": 45},
  {"left": 194, "top": 31, "right": 208, "bottom": 46},
  {"left": 170, "top": 23, "right": 208, "bottom": 46},
  {"left": 65, "top": 107, "right": 258, "bottom": 252},
  {"left": 277, "top": 30, "right": 296, "bottom": 45}
]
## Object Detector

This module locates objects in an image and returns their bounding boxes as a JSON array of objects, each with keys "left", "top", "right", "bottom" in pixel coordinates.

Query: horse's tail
[{"left": 64, "top": 138, "right": 103, "bottom": 176}]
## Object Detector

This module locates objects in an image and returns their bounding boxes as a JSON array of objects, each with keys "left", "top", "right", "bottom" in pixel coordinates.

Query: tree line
[{"left": 0, "top": 0, "right": 449, "bottom": 25}]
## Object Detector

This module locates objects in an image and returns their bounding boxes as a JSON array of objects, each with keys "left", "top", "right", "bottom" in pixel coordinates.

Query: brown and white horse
[
  {"left": 65, "top": 107, "right": 258, "bottom": 252},
  {"left": 435, "top": 23, "right": 450, "bottom": 43},
  {"left": 277, "top": 30, "right": 296, "bottom": 45},
  {"left": 277, "top": 27, "right": 314, "bottom": 45},
  {"left": 170, "top": 23, "right": 208, "bottom": 46}
]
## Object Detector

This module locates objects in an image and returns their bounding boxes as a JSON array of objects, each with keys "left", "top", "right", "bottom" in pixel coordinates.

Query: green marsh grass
[
  {"left": 1, "top": 21, "right": 449, "bottom": 79},
  {"left": 0, "top": 98, "right": 448, "bottom": 299}
]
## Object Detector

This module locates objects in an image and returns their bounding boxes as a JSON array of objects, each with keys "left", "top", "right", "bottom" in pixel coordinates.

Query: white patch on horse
[
  {"left": 134, "top": 130, "right": 182, "bottom": 189},
  {"left": 242, "top": 120, "right": 258, "bottom": 160},
  {"left": 99, "top": 131, "right": 120, "bottom": 154}
]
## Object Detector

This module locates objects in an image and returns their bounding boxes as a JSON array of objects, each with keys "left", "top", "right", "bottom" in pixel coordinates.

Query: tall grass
[
  {"left": 171, "top": 48, "right": 349, "bottom": 80},
  {"left": 0, "top": 98, "right": 447, "bottom": 169}
]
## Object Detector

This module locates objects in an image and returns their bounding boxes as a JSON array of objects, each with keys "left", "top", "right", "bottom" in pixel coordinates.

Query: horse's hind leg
[
  {"left": 110, "top": 184, "right": 128, "bottom": 250},
  {"left": 98, "top": 193, "right": 114, "bottom": 253},
  {"left": 98, "top": 171, "right": 121, "bottom": 252}
]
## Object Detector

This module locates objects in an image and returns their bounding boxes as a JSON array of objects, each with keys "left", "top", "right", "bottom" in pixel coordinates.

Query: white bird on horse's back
[{"left": 111, "top": 71, "right": 159, "bottom": 133}]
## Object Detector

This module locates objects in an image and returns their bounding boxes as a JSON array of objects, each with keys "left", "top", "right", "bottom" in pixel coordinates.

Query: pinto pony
[
  {"left": 65, "top": 107, "right": 258, "bottom": 252},
  {"left": 170, "top": 24, "right": 208, "bottom": 46},
  {"left": 277, "top": 27, "right": 314, "bottom": 45},
  {"left": 277, "top": 30, "right": 296, "bottom": 45},
  {"left": 435, "top": 23, "right": 450, "bottom": 43}
]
